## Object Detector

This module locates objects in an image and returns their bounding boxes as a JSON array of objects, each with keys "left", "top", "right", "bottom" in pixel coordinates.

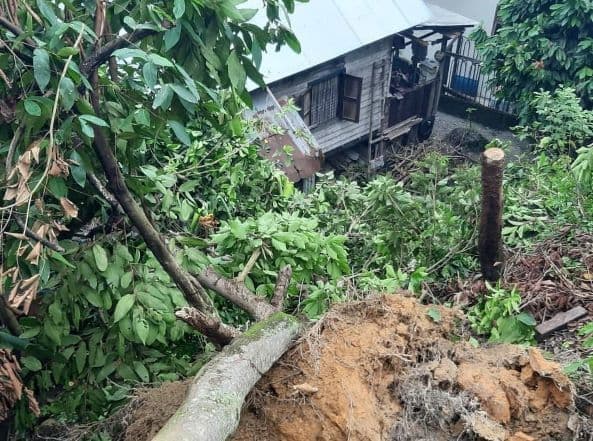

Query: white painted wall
[{"left": 429, "top": 0, "right": 499, "bottom": 34}]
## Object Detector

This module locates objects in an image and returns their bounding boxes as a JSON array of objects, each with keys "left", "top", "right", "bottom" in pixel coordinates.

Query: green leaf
[
  {"left": 143, "top": 62, "right": 158, "bottom": 89},
  {"left": 113, "top": 295, "right": 135, "bottom": 323},
  {"left": 95, "top": 362, "right": 117, "bottom": 383},
  {"left": 112, "top": 48, "right": 148, "bottom": 60},
  {"left": 427, "top": 307, "right": 442, "bottom": 323},
  {"left": 133, "top": 361, "right": 150, "bottom": 382},
  {"left": 168, "top": 120, "right": 191, "bottom": 146},
  {"left": 120, "top": 272, "right": 133, "bottom": 289},
  {"left": 83, "top": 289, "right": 104, "bottom": 308},
  {"left": 153, "top": 85, "right": 174, "bottom": 110},
  {"left": 49, "top": 251, "right": 76, "bottom": 269},
  {"left": 134, "top": 319, "right": 150, "bottom": 345},
  {"left": 37, "top": 0, "right": 59, "bottom": 24},
  {"left": 44, "top": 320, "right": 62, "bottom": 345},
  {"left": 281, "top": 28, "right": 301, "bottom": 53},
  {"left": 57, "top": 46, "right": 80, "bottom": 58},
  {"left": 24, "top": 99, "right": 42, "bottom": 116},
  {"left": 33, "top": 48, "right": 51, "bottom": 92},
  {"left": 173, "top": 0, "right": 186, "bottom": 18},
  {"left": 69, "top": 151, "right": 86, "bottom": 188},
  {"left": 59, "top": 77, "right": 77, "bottom": 111},
  {"left": 516, "top": 312, "right": 536, "bottom": 327},
  {"left": 227, "top": 51, "right": 246, "bottom": 91},
  {"left": 271, "top": 238, "right": 287, "bottom": 252},
  {"left": 170, "top": 84, "right": 199, "bottom": 104},
  {"left": 148, "top": 54, "right": 174, "bottom": 67},
  {"left": 75, "top": 342, "right": 87, "bottom": 374},
  {"left": 164, "top": 25, "right": 182, "bottom": 51},
  {"left": 92, "top": 245, "right": 109, "bottom": 272},
  {"left": 21, "top": 356, "right": 42, "bottom": 372},
  {"left": 79, "top": 114, "right": 109, "bottom": 127}
]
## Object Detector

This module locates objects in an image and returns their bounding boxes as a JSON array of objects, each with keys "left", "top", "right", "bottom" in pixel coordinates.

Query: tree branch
[
  {"left": 0, "top": 16, "right": 35, "bottom": 48},
  {"left": 271, "top": 265, "right": 292, "bottom": 310},
  {"left": 175, "top": 307, "right": 240, "bottom": 347},
  {"left": 14, "top": 216, "right": 64, "bottom": 253},
  {"left": 236, "top": 248, "right": 261, "bottom": 283},
  {"left": 87, "top": 170, "right": 121, "bottom": 213},
  {"left": 80, "top": 28, "right": 157, "bottom": 77},
  {"left": 197, "top": 267, "right": 277, "bottom": 321}
]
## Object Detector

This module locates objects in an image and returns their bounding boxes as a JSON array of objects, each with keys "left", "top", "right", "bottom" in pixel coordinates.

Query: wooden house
[{"left": 246, "top": 0, "right": 475, "bottom": 186}]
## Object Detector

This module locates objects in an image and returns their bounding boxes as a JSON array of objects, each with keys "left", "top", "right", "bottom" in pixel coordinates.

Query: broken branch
[
  {"left": 14, "top": 216, "right": 64, "bottom": 253},
  {"left": 198, "top": 267, "right": 277, "bottom": 321},
  {"left": 175, "top": 307, "right": 240, "bottom": 347},
  {"left": 271, "top": 265, "right": 292, "bottom": 310},
  {"left": 236, "top": 248, "right": 261, "bottom": 283}
]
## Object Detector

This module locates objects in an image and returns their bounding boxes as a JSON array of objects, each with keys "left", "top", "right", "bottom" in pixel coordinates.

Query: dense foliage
[{"left": 473, "top": 0, "right": 593, "bottom": 119}]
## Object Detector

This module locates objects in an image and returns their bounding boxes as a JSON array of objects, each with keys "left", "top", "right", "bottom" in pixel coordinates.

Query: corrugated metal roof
[
  {"left": 245, "top": 0, "right": 432, "bottom": 90},
  {"left": 245, "top": 89, "right": 322, "bottom": 182},
  {"left": 423, "top": 3, "right": 479, "bottom": 28}
]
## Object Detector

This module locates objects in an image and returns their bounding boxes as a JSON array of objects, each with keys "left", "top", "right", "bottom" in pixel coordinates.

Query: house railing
[{"left": 443, "top": 36, "right": 516, "bottom": 116}]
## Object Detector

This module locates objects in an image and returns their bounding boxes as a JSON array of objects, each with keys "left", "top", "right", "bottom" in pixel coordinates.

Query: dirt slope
[{"left": 232, "top": 295, "right": 585, "bottom": 441}]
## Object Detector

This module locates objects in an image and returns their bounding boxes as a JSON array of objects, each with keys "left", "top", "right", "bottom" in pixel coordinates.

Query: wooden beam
[{"left": 536, "top": 307, "right": 588, "bottom": 337}]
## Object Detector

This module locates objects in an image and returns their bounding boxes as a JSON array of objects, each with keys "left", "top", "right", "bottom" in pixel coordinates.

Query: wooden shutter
[
  {"left": 297, "top": 89, "right": 312, "bottom": 126},
  {"left": 340, "top": 74, "right": 363, "bottom": 123}
]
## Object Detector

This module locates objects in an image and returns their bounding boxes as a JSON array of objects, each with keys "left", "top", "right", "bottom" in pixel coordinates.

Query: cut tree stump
[
  {"left": 152, "top": 313, "right": 302, "bottom": 441},
  {"left": 535, "top": 306, "right": 588, "bottom": 337},
  {"left": 479, "top": 147, "right": 505, "bottom": 282}
]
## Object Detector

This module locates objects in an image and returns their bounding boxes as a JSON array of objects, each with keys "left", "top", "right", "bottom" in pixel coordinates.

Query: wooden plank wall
[{"left": 268, "top": 37, "right": 393, "bottom": 154}]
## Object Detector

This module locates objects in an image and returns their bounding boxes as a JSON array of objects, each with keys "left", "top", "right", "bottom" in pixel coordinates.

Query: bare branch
[
  {"left": 87, "top": 170, "right": 121, "bottom": 213},
  {"left": 236, "top": 248, "right": 261, "bottom": 283},
  {"left": 0, "top": 16, "right": 35, "bottom": 47},
  {"left": 197, "top": 267, "right": 277, "bottom": 321},
  {"left": 80, "top": 28, "right": 157, "bottom": 77},
  {"left": 175, "top": 307, "right": 240, "bottom": 347},
  {"left": 271, "top": 265, "right": 292, "bottom": 310}
]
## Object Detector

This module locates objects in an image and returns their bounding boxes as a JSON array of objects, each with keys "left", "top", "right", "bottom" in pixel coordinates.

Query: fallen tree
[{"left": 153, "top": 313, "right": 302, "bottom": 441}]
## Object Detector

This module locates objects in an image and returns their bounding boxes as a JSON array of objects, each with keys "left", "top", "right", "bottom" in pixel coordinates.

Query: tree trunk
[
  {"left": 153, "top": 313, "right": 302, "bottom": 441},
  {"left": 479, "top": 147, "right": 505, "bottom": 282}
]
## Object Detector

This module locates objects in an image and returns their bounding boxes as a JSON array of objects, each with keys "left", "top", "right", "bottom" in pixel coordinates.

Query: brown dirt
[{"left": 231, "top": 294, "right": 585, "bottom": 441}]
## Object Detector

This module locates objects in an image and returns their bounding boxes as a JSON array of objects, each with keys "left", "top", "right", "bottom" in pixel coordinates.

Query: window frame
[
  {"left": 296, "top": 69, "right": 363, "bottom": 127},
  {"left": 339, "top": 74, "right": 363, "bottom": 123}
]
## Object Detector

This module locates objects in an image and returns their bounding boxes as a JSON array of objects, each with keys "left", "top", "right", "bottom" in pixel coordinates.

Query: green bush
[{"left": 473, "top": 0, "right": 593, "bottom": 120}]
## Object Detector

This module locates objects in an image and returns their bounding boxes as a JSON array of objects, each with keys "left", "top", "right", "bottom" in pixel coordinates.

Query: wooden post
[{"left": 479, "top": 148, "right": 505, "bottom": 282}]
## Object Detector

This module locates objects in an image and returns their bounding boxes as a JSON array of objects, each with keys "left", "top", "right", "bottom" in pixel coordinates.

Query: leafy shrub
[
  {"left": 473, "top": 0, "right": 593, "bottom": 120},
  {"left": 515, "top": 86, "right": 593, "bottom": 156},
  {"left": 468, "top": 283, "right": 536, "bottom": 344}
]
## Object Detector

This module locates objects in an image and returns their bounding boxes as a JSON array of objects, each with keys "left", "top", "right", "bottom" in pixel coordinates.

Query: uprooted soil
[{"left": 232, "top": 295, "right": 588, "bottom": 441}]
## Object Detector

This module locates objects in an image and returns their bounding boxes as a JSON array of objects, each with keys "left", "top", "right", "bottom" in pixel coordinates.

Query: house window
[
  {"left": 340, "top": 74, "right": 363, "bottom": 122},
  {"left": 297, "top": 72, "right": 363, "bottom": 127},
  {"left": 310, "top": 75, "right": 340, "bottom": 126}
]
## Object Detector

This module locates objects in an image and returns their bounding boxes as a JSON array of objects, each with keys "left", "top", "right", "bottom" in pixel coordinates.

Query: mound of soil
[
  {"left": 232, "top": 295, "right": 583, "bottom": 441},
  {"left": 444, "top": 127, "right": 489, "bottom": 152}
]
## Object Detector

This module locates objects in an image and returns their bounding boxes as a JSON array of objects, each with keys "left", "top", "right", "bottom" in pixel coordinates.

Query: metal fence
[{"left": 443, "top": 36, "right": 516, "bottom": 116}]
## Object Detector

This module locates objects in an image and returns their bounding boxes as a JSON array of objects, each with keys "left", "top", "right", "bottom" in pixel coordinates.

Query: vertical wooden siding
[{"left": 268, "top": 37, "right": 393, "bottom": 154}]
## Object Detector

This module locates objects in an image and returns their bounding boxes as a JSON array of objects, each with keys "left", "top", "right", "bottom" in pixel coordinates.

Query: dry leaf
[
  {"left": 29, "top": 140, "right": 41, "bottom": 163},
  {"left": 14, "top": 182, "right": 31, "bottom": 206},
  {"left": 8, "top": 274, "right": 40, "bottom": 315},
  {"left": 52, "top": 221, "right": 69, "bottom": 232},
  {"left": 48, "top": 157, "right": 70, "bottom": 177},
  {"left": 34, "top": 198, "right": 44, "bottom": 211},
  {"left": 4, "top": 232, "right": 28, "bottom": 241},
  {"left": 292, "top": 383, "right": 319, "bottom": 394},
  {"left": 583, "top": 272, "right": 593, "bottom": 281},
  {"left": 60, "top": 197, "right": 78, "bottom": 218},
  {"left": 2, "top": 183, "right": 18, "bottom": 201},
  {"left": 26, "top": 242, "right": 42, "bottom": 265},
  {"left": 0, "top": 349, "right": 39, "bottom": 421}
]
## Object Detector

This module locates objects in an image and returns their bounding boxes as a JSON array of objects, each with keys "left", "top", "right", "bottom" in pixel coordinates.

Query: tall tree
[{"left": 0, "top": 0, "right": 304, "bottom": 345}]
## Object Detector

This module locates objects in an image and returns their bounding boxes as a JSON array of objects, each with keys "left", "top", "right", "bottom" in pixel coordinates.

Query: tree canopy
[{"left": 473, "top": 0, "right": 593, "bottom": 119}]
